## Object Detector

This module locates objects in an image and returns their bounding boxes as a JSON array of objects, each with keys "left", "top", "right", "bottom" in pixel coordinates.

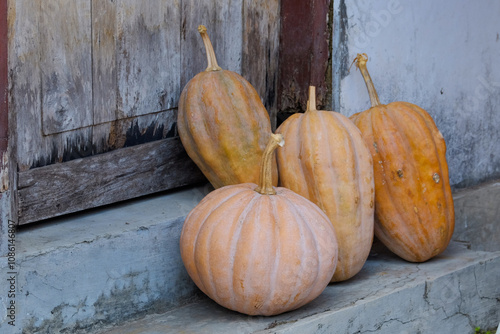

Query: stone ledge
[
  {"left": 453, "top": 180, "right": 500, "bottom": 252},
  {"left": 0, "top": 185, "right": 211, "bottom": 334},
  {"left": 96, "top": 242, "right": 500, "bottom": 334},
  {"left": 0, "top": 180, "right": 498, "bottom": 334}
]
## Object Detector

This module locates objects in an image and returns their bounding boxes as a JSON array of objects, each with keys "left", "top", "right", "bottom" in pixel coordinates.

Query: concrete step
[
  {"left": 96, "top": 242, "right": 500, "bottom": 334},
  {"left": 1, "top": 181, "right": 498, "bottom": 334}
]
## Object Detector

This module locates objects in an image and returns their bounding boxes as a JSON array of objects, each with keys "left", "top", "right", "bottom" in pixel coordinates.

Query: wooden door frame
[
  {"left": 0, "top": 0, "right": 8, "bottom": 191},
  {"left": 277, "top": 0, "right": 332, "bottom": 122},
  {"left": 1, "top": 0, "right": 333, "bottom": 225}
]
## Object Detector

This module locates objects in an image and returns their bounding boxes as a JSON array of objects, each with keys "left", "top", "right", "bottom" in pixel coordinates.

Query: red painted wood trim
[
  {"left": 0, "top": 0, "right": 8, "bottom": 154},
  {"left": 278, "top": 0, "right": 331, "bottom": 116}
]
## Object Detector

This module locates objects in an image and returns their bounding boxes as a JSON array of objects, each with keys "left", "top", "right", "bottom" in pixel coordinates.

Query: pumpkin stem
[
  {"left": 306, "top": 86, "right": 317, "bottom": 113},
  {"left": 354, "top": 53, "right": 381, "bottom": 107},
  {"left": 198, "top": 25, "right": 222, "bottom": 72},
  {"left": 255, "top": 133, "right": 284, "bottom": 195}
]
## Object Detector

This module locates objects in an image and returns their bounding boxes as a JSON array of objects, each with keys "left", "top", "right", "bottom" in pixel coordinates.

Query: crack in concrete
[
  {"left": 19, "top": 232, "right": 121, "bottom": 262},
  {"left": 357, "top": 316, "right": 420, "bottom": 334}
]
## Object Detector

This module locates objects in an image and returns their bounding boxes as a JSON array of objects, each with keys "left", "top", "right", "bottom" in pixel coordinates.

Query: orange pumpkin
[
  {"left": 276, "top": 86, "right": 374, "bottom": 282},
  {"left": 180, "top": 134, "right": 338, "bottom": 316},
  {"left": 350, "top": 54, "right": 454, "bottom": 262},
  {"left": 177, "top": 25, "right": 277, "bottom": 189}
]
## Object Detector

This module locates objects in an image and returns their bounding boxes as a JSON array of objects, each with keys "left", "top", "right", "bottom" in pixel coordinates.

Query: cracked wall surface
[
  {"left": 263, "top": 246, "right": 500, "bottom": 334},
  {"left": 8, "top": 221, "right": 197, "bottom": 334},
  {"left": 95, "top": 242, "right": 500, "bottom": 334},
  {"left": 335, "top": 0, "right": 500, "bottom": 189},
  {"left": 0, "top": 186, "right": 209, "bottom": 334}
]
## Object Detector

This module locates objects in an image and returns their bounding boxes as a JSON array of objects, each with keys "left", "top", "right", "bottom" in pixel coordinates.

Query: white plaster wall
[{"left": 333, "top": 0, "right": 500, "bottom": 188}]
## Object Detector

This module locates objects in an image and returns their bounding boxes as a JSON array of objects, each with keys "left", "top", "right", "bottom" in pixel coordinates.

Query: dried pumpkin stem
[
  {"left": 255, "top": 133, "right": 284, "bottom": 195},
  {"left": 198, "top": 25, "right": 222, "bottom": 72},
  {"left": 354, "top": 53, "right": 381, "bottom": 107},
  {"left": 306, "top": 86, "right": 317, "bottom": 113}
]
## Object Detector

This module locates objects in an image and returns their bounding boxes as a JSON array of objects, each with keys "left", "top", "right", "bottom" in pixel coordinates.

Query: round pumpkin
[
  {"left": 177, "top": 25, "right": 277, "bottom": 189},
  {"left": 350, "top": 54, "right": 455, "bottom": 262},
  {"left": 180, "top": 134, "right": 338, "bottom": 316},
  {"left": 276, "top": 86, "right": 374, "bottom": 282}
]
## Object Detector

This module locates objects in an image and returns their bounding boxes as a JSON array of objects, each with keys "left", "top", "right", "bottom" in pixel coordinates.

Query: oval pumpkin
[
  {"left": 177, "top": 25, "right": 277, "bottom": 189},
  {"left": 276, "top": 86, "right": 374, "bottom": 282},
  {"left": 180, "top": 134, "right": 338, "bottom": 316},
  {"left": 350, "top": 54, "right": 454, "bottom": 262}
]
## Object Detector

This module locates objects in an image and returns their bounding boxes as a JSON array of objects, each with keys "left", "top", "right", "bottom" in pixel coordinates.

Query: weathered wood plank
[
  {"left": 39, "top": 0, "right": 93, "bottom": 135},
  {"left": 10, "top": 0, "right": 95, "bottom": 172},
  {"left": 0, "top": 0, "right": 8, "bottom": 152},
  {"left": 242, "top": 0, "right": 280, "bottom": 128},
  {"left": 17, "top": 137, "right": 205, "bottom": 225},
  {"left": 116, "top": 0, "right": 181, "bottom": 118},
  {"left": 9, "top": 0, "right": 43, "bottom": 171},
  {"left": 181, "top": 0, "right": 216, "bottom": 88},
  {"left": 278, "top": 0, "right": 332, "bottom": 116},
  {"left": 1, "top": 0, "right": 9, "bottom": 201},
  {"left": 10, "top": 0, "right": 282, "bottom": 224},
  {"left": 212, "top": 0, "right": 244, "bottom": 73},
  {"left": 92, "top": 0, "right": 118, "bottom": 125},
  {"left": 180, "top": 0, "right": 243, "bottom": 88},
  {"left": 92, "top": 109, "right": 178, "bottom": 154}
]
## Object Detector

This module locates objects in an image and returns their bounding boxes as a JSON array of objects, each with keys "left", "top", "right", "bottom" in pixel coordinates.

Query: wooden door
[{"left": 8, "top": 0, "right": 279, "bottom": 225}]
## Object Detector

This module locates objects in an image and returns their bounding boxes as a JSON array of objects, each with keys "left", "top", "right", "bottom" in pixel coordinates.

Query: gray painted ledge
[
  {"left": 0, "top": 184, "right": 212, "bottom": 334},
  {"left": 0, "top": 181, "right": 498, "bottom": 334},
  {"left": 98, "top": 242, "right": 500, "bottom": 334}
]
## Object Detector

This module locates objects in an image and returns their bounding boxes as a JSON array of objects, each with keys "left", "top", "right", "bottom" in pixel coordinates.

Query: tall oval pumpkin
[
  {"left": 350, "top": 54, "right": 454, "bottom": 262},
  {"left": 177, "top": 25, "right": 277, "bottom": 189},
  {"left": 180, "top": 134, "right": 338, "bottom": 316},
  {"left": 277, "top": 86, "right": 374, "bottom": 282}
]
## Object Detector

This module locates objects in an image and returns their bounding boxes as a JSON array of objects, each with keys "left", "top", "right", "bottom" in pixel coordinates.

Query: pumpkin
[
  {"left": 177, "top": 25, "right": 277, "bottom": 189},
  {"left": 350, "top": 53, "right": 454, "bottom": 262},
  {"left": 180, "top": 134, "right": 338, "bottom": 316},
  {"left": 276, "top": 86, "right": 374, "bottom": 282}
]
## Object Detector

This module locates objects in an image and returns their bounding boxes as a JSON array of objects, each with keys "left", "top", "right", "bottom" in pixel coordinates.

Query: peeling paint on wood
[
  {"left": 11, "top": 0, "right": 280, "bottom": 170},
  {"left": 180, "top": 0, "right": 244, "bottom": 88},
  {"left": 242, "top": 0, "right": 280, "bottom": 129},
  {"left": 116, "top": 0, "right": 181, "bottom": 118},
  {"left": 17, "top": 137, "right": 205, "bottom": 225},
  {"left": 278, "top": 0, "right": 332, "bottom": 116},
  {"left": 9, "top": 0, "right": 44, "bottom": 171},
  {"left": 40, "top": 0, "right": 93, "bottom": 135},
  {"left": 92, "top": 0, "right": 117, "bottom": 125},
  {"left": 0, "top": 0, "right": 8, "bottom": 154},
  {"left": 9, "top": 0, "right": 281, "bottom": 223},
  {"left": 0, "top": 151, "right": 9, "bottom": 192},
  {"left": 331, "top": 0, "right": 349, "bottom": 112},
  {"left": 29, "top": 128, "right": 93, "bottom": 169},
  {"left": 93, "top": 109, "right": 177, "bottom": 153}
]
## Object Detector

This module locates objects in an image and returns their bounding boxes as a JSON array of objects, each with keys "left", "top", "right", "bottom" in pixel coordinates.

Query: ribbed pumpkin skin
[
  {"left": 277, "top": 108, "right": 374, "bottom": 282},
  {"left": 178, "top": 33, "right": 277, "bottom": 189},
  {"left": 180, "top": 183, "right": 338, "bottom": 316},
  {"left": 350, "top": 101, "right": 455, "bottom": 262}
]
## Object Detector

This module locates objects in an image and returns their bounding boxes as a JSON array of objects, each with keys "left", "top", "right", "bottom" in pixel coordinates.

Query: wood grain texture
[
  {"left": 242, "top": 0, "right": 280, "bottom": 129},
  {"left": 10, "top": 0, "right": 94, "bottom": 171},
  {"left": 93, "top": 0, "right": 181, "bottom": 122},
  {"left": 180, "top": 0, "right": 243, "bottom": 88},
  {"left": 17, "top": 137, "right": 205, "bottom": 225},
  {"left": 9, "top": 0, "right": 281, "bottom": 223},
  {"left": 40, "top": 0, "right": 93, "bottom": 135},
  {"left": 8, "top": 0, "right": 39, "bottom": 167},
  {"left": 116, "top": 0, "right": 181, "bottom": 118},
  {"left": 92, "top": 109, "right": 178, "bottom": 154},
  {"left": 278, "top": 0, "right": 332, "bottom": 114},
  {"left": 0, "top": 0, "right": 8, "bottom": 149},
  {"left": 9, "top": 0, "right": 43, "bottom": 171},
  {"left": 92, "top": 0, "right": 117, "bottom": 125}
]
